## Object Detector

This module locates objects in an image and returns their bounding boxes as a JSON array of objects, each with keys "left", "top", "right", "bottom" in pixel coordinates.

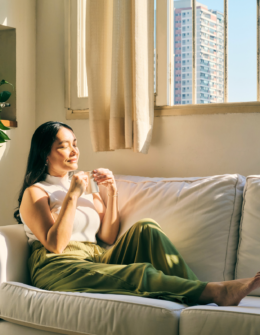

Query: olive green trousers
[{"left": 28, "top": 218, "right": 208, "bottom": 306}]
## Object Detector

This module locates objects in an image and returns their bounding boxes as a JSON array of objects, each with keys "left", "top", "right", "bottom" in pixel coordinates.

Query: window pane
[
  {"left": 173, "top": 0, "right": 224, "bottom": 105},
  {"left": 195, "top": 0, "right": 224, "bottom": 105},
  {"left": 174, "top": 0, "right": 194, "bottom": 105},
  {"left": 228, "top": 0, "right": 256, "bottom": 102}
]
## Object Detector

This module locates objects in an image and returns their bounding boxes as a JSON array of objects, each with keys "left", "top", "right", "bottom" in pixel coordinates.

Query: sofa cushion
[
  {"left": 99, "top": 174, "right": 246, "bottom": 282},
  {"left": 0, "top": 281, "right": 187, "bottom": 335},
  {"left": 235, "top": 176, "right": 260, "bottom": 296},
  {"left": 0, "top": 319, "right": 61, "bottom": 335},
  {"left": 179, "top": 296, "right": 260, "bottom": 335},
  {"left": 0, "top": 225, "right": 31, "bottom": 285}
]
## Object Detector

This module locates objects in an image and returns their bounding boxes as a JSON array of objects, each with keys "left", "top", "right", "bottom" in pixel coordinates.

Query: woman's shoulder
[
  {"left": 27, "top": 184, "right": 49, "bottom": 197},
  {"left": 20, "top": 185, "right": 50, "bottom": 223},
  {"left": 22, "top": 185, "right": 50, "bottom": 207},
  {"left": 30, "top": 179, "right": 57, "bottom": 196}
]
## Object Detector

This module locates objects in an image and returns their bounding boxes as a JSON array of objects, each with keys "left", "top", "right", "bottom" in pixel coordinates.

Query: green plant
[{"left": 0, "top": 79, "right": 14, "bottom": 147}]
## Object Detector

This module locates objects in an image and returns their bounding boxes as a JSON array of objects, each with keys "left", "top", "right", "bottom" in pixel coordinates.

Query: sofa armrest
[{"left": 0, "top": 225, "right": 31, "bottom": 285}]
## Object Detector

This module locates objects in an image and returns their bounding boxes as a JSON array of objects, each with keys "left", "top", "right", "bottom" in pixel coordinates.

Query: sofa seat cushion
[
  {"left": 235, "top": 175, "right": 260, "bottom": 296},
  {"left": 0, "top": 281, "right": 187, "bottom": 335},
  {"left": 99, "top": 174, "right": 246, "bottom": 282},
  {"left": 0, "top": 319, "right": 61, "bottom": 335},
  {"left": 179, "top": 296, "right": 260, "bottom": 335}
]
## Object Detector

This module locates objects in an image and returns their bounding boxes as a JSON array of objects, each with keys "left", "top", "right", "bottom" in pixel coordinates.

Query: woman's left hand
[{"left": 92, "top": 168, "right": 117, "bottom": 194}]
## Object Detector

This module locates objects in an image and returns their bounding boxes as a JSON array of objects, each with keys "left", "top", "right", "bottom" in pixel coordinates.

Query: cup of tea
[
  {"left": 84, "top": 170, "right": 100, "bottom": 195},
  {"left": 69, "top": 170, "right": 99, "bottom": 194}
]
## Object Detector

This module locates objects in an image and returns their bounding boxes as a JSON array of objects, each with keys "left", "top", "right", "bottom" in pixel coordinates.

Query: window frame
[
  {"left": 67, "top": 0, "right": 260, "bottom": 121},
  {"left": 65, "top": 0, "right": 89, "bottom": 115},
  {"left": 153, "top": 0, "right": 260, "bottom": 111}
]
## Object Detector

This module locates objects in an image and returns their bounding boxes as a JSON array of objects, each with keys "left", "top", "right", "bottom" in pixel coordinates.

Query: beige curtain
[{"left": 85, "top": 0, "right": 154, "bottom": 154}]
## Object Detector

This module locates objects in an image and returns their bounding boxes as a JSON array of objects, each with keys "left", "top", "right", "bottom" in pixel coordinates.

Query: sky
[{"left": 155, "top": 0, "right": 257, "bottom": 103}]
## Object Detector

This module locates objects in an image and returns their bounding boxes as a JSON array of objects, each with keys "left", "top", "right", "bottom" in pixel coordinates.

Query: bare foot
[{"left": 198, "top": 272, "right": 260, "bottom": 306}]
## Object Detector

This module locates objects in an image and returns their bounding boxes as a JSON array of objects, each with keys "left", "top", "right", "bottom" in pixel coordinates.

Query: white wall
[
  {"left": 0, "top": 0, "right": 36, "bottom": 225},
  {"left": 36, "top": 0, "right": 260, "bottom": 179},
  {"left": 2, "top": 0, "right": 260, "bottom": 226}
]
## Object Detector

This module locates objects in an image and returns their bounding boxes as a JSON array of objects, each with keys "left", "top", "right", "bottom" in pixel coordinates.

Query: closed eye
[{"left": 61, "top": 145, "right": 77, "bottom": 149}]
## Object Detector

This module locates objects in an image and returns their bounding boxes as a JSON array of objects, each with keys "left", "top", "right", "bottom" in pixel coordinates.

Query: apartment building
[{"left": 174, "top": 0, "right": 224, "bottom": 105}]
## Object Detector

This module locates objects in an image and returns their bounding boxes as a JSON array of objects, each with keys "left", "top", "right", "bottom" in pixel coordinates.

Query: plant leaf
[
  {"left": 0, "top": 91, "right": 11, "bottom": 102},
  {"left": 0, "top": 80, "right": 14, "bottom": 90},
  {"left": 0, "top": 121, "right": 10, "bottom": 130},
  {"left": 0, "top": 137, "right": 6, "bottom": 143},
  {"left": 0, "top": 130, "right": 10, "bottom": 141}
]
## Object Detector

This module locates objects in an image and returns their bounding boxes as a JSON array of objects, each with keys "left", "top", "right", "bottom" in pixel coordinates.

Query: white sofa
[{"left": 1, "top": 173, "right": 260, "bottom": 335}]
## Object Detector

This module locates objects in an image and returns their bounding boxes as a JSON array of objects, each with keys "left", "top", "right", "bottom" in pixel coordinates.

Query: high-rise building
[{"left": 174, "top": 0, "right": 224, "bottom": 105}]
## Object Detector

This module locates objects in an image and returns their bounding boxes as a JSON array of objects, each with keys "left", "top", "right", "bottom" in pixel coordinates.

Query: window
[
  {"left": 155, "top": 0, "right": 260, "bottom": 107},
  {"left": 65, "top": 0, "right": 89, "bottom": 111}
]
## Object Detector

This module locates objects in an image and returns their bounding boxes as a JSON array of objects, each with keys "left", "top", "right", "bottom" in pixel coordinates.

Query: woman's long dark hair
[{"left": 14, "top": 121, "right": 75, "bottom": 224}]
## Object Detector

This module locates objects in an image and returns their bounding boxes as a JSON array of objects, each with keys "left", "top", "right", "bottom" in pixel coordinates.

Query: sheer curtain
[{"left": 85, "top": 0, "right": 154, "bottom": 154}]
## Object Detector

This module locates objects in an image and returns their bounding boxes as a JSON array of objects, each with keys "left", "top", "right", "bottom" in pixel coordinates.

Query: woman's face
[{"left": 46, "top": 127, "right": 80, "bottom": 177}]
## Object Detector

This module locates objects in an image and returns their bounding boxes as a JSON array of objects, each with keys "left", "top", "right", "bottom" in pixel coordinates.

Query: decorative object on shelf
[{"left": 0, "top": 79, "right": 14, "bottom": 147}]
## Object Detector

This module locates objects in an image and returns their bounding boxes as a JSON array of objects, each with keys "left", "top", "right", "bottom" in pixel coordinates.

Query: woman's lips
[{"left": 68, "top": 159, "right": 77, "bottom": 162}]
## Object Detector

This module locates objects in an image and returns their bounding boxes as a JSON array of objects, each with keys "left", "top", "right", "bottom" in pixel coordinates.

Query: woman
[{"left": 14, "top": 121, "right": 260, "bottom": 307}]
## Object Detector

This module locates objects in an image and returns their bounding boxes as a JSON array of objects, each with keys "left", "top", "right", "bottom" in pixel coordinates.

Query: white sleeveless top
[{"left": 20, "top": 173, "right": 101, "bottom": 246}]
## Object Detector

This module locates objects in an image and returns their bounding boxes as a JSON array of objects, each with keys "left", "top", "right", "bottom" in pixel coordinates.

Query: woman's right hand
[{"left": 68, "top": 171, "right": 89, "bottom": 198}]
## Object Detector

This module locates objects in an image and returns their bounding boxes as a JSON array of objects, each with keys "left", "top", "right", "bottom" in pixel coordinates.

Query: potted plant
[{"left": 0, "top": 79, "right": 14, "bottom": 147}]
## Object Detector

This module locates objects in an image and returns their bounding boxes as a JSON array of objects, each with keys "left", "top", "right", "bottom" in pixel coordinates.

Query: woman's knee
[{"left": 133, "top": 218, "right": 161, "bottom": 230}]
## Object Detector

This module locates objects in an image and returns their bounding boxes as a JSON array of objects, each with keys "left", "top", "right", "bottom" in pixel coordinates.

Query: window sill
[
  {"left": 154, "top": 101, "right": 260, "bottom": 116},
  {"left": 1, "top": 120, "right": 17, "bottom": 128},
  {"left": 66, "top": 101, "right": 260, "bottom": 120}
]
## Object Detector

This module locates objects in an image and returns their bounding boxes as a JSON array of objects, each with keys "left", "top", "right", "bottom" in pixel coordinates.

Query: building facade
[{"left": 174, "top": 0, "right": 224, "bottom": 105}]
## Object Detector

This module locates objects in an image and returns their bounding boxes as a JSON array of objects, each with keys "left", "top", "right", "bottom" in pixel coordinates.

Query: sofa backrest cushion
[
  {"left": 0, "top": 224, "right": 31, "bottom": 285},
  {"left": 235, "top": 176, "right": 260, "bottom": 296},
  {"left": 99, "top": 174, "right": 245, "bottom": 283}
]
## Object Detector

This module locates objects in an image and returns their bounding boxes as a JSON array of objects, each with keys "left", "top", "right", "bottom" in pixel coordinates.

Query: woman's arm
[{"left": 92, "top": 169, "right": 120, "bottom": 245}]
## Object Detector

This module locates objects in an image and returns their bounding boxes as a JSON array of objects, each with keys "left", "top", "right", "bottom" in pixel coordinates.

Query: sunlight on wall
[{"left": 2, "top": 17, "right": 7, "bottom": 25}]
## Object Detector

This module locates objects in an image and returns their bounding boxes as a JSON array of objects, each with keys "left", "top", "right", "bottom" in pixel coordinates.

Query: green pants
[{"left": 28, "top": 218, "right": 208, "bottom": 306}]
